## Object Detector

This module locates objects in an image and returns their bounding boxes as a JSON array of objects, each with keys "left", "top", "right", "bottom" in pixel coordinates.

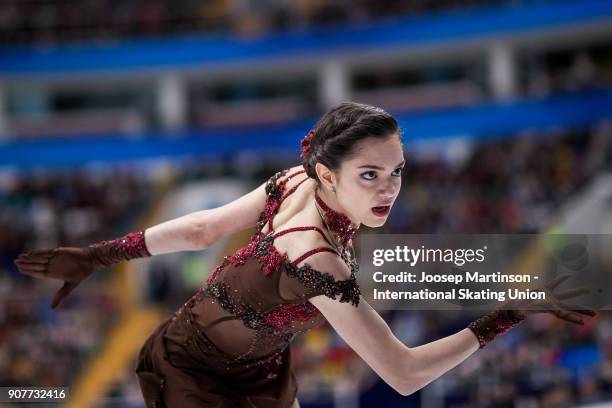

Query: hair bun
[{"left": 299, "top": 102, "right": 400, "bottom": 182}]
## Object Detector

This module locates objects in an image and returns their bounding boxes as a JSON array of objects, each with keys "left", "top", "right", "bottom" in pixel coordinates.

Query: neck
[{"left": 314, "top": 185, "right": 359, "bottom": 248}]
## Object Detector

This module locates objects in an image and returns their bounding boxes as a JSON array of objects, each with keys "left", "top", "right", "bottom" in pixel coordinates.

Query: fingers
[
  {"left": 51, "top": 281, "right": 78, "bottom": 309},
  {"left": 555, "top": 287, "right": 591, "bottom": 300},
  {"left": 14, "top": 248, "right": 60, "bottom": 278},
  {"left": 18, "top": 248, "right": 58, "bottom": 263},
  {"left": 545, "top": 273, "right": 571, "bottom": 290},
  {"left": 25, "top": 248, "right": 58, "bottom": 257},
  {"left": 14, "top": 259, "right": 49, "bottom": 278},
  {"left": 15, "top": 256, "right": 49, "bottom": 266},
  {"left": 552, "top": 307, "right": 584, "bottom": 325},
  {"left": 15, "top": 262, "right": 47, "bottom": 271},
  {"left": 557, "top": 301, "right": 597, "bottom": 317}
]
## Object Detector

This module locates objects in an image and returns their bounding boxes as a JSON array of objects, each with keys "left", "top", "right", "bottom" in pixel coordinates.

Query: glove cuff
[
  {"left": 467, "top": 309, "right": 525, "bottom": 349},
  {"left": 87, "top": 229, "right": 151, "bottom": 266}
]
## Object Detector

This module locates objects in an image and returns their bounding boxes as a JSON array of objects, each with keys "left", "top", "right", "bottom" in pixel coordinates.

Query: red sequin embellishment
[
  {"left": 300, "top": 130, "right": 315, "bottom": 159},
  {"left": 89, "top": 229, "right": 151, "bottom": 262},
  {"left": 201, "top": 168, "right": 360, "bottom": 335},
  {"left": 263, "top": 302, "right": 319, "bottom": 329},
  {"left": 467, "top": 309, "right": 524, "bottom": 349},
  {"left": 314, "top": 190, "right": 358, "bottom": 249}
]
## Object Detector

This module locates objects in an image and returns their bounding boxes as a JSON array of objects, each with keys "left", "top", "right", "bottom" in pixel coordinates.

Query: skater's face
[{"left": 334, "top": 134, "right": 404, "bottom": 228}]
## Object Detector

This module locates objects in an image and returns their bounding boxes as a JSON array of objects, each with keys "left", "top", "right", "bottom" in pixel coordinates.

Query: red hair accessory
[{"left": 300, "top": 130, "right": 315, "bottom": 159}]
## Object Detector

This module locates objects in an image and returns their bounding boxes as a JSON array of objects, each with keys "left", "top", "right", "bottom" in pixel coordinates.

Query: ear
[{"left": 314, "top": 162, "right": 336, "bottom": 190}]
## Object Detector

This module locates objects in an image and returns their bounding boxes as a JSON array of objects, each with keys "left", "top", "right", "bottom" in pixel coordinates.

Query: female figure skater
[{"left": 15, "top": 102, "right": 595, "bottom": 407}]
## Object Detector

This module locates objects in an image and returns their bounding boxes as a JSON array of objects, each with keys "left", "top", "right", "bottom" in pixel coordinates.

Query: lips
[{"left": 371, "top": 205, "right": 391, "bottom": 217}]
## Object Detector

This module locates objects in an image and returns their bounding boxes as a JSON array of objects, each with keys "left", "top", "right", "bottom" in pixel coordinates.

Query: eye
[
  {"left": 392, "top": 167, "right": 404, "bottom": 177},
  {"left": 360, "top": 171, "right": 377, "bottom": 180}
]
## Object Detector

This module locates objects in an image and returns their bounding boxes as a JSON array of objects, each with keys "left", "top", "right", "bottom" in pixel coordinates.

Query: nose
[{"left": 378, "top": 181, "right": 397, "bottom": 200}]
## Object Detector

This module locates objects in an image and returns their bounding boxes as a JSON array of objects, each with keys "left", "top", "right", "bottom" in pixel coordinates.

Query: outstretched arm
[
  {"left": 145, "top": 178, "right": 268, "bottom": 254},
  {"left": 14, "top": 174, "right": 272, "bottom": 308},
  {"left": 308, "top": 256, "right": 596, "bottom": 396},
  {"left": 310, "top": 293, "right": 479, "bottom": 396}
]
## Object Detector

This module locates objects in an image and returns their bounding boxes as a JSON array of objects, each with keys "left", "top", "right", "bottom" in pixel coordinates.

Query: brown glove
[
  {"left": 467, "top": 273, "right": 597, "bottom": 349},
  {"left": 14, "top": 230, "right": 151, "bottom": 309}
]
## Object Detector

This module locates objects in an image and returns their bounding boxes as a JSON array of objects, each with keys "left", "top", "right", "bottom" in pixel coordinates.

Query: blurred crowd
[
  {"left": 460, "top": 314, "right": 612, "bottom": 407},
  {"left": 0, "top": 0, "right": 527, "bottom": 45},
  {"left": 381, "top": 307, "right": 612, "bottom": 407},
  {"left": 0, "top": 167, "right": 160, "bottom": 395},
  {"left": 1, "top": 1, "right": 611, "bottom": 407},
  {"left": 1, "top": 125, "right": 611, "bottom": 406},
  {"left": 385, "top": 127, "right": 611, "bottom": 234},
  {"left": 288, "top": 126, "right": 612, "bottom": 406}
]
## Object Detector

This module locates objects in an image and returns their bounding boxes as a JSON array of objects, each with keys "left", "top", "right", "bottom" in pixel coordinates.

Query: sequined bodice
[{"left": 164, "top": 168, "right": 360, "bottom": 379}]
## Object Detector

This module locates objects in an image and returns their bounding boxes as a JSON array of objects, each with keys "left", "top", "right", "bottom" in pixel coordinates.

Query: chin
[{"left": 363, "top": 218, "right": 387, "bottom": 228}]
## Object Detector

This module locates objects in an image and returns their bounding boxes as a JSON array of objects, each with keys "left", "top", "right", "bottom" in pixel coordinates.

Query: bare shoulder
[
  {"left": 287, "top": 164, "right": 307, "bottom": 174},
  {"left": 275, "top": 221, "right": 345, "bottom": 273}
]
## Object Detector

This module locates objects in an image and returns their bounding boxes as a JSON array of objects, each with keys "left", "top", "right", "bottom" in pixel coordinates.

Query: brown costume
[{"left": 135, "top": 168, "right": 361, "bottom": 407}]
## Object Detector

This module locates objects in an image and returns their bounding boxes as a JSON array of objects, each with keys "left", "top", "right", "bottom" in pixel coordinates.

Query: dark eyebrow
[{"left": 357, "top": 159, "right": 406, "bottom": 170}]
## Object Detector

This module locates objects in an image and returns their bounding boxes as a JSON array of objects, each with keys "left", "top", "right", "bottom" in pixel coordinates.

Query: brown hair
[{"left": 301, "top": 102, "right": 401, "bottom": 181}]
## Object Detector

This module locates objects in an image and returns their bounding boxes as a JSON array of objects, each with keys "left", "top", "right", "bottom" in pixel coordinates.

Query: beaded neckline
[{"left": 314, "top": 189, "right": 359, "bottom": 249}]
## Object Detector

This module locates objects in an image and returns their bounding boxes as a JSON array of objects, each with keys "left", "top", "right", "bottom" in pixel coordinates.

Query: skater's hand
[
  {"left": 508, "top": 273, "right": 596, "bottom": 325},
  {"left": 14, "top": 247, "right": 100, "bottom": 309}
]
